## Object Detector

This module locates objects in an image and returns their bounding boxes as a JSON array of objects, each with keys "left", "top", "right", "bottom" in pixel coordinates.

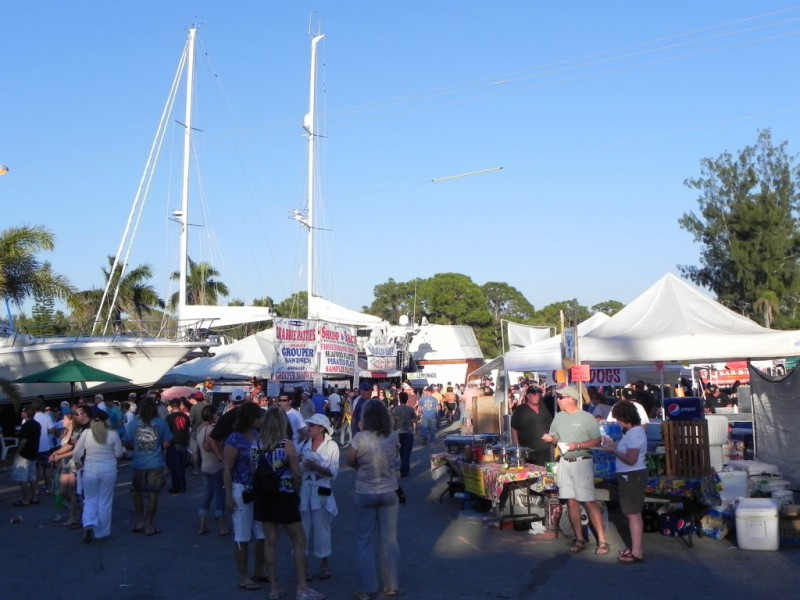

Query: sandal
[
  {"left": 296, "top": 589, "right": 325, "bottom": 600},
  {"left": 12, "top": 500, "right": 31, "bottom": 507},
  {"left": 617, "top": 548, "right": 645, "bottom": 563},
  {"left": 569, "top": 538, "right": 587, "bottom": 553},
  {"left": 595, "top": 541, "right": 611, "bottom": 555},
  {"left": 238, "top": 582, "right": 261, "bottom": 591}
]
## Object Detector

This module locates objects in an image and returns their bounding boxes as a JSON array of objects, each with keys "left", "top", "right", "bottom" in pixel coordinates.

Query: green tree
[
  {"left": 367, "top": 278, "right": 419, "bottom": 323},
  {"left": 753, "top": 290, "right": 780, "bottom": 328},
  {"left": 591, "top": 300, "right": 624, "bottom": 316},
  {"left": 533, "top": 300, "right": 591, "bottom": 329},
  {"left": 253, "top": 296, "right": 275, "bottom": 309},
  {"left": 0, "top": 224, "right": 73, "bottom": 306},
  {"left": 678, "top": 130, "right": 800, "bottom": 317},
  {"left": 74, "top": 257, "right": 165, "bottom": 334},
  {"left": 169, "top": 258, "right": 230, "bottom": 308},
  {"left": 31, "top": 289, "right": 56, "bottom": 335},
  {"left": 274, "top": 291, "right": 308, "bottom": 319},
  {"left": 481, "top": 281, "right": 536, "bottom": 351},
  {"left": 417, "top": 273, "right": 492, "bottom": 329}
]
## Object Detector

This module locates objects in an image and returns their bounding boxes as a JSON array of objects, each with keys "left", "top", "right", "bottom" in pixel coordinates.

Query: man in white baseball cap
[{"left": 542, "top": 386, "right": 609, "bottom": 557}]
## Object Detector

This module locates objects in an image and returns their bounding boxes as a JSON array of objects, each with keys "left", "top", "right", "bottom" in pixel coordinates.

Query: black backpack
[{"left": 254, "top": 444, "right": 283, "bottom": 494}]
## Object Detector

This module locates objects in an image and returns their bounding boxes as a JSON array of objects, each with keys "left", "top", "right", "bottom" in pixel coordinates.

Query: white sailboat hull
[{"left": 0, "top": 335, "right": 199, "bottom": 402}]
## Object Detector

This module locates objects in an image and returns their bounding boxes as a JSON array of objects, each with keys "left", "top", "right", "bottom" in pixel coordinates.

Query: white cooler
[
  {"left": 718, "top": 470, "right": 748, "bottom": 504},
  {"left": 736, "top": 498, "right": 780, "bottom": 551},
  {"left": 726, "top": 460, "right": 781, "bottom": 494}
]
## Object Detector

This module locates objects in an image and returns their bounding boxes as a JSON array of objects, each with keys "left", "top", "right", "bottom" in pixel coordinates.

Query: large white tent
[
  {"left": 505, "top": 273, "right": 800, "bottom": 372},
  {"left": 161, "top": 329, "right": 278, "bottom": 385},
  {"left": 471, "top": 313, "right": 609, "bottom": 378}
]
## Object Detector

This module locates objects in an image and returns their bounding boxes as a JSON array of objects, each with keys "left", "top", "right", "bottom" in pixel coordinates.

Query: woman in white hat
[{"left": 298, "top": 413, "right": 339, "bottom": 580}]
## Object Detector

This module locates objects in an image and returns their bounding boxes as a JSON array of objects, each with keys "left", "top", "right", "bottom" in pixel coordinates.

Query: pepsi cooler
[{"left": 663, "top": 397, "right": 704, "bottom": 420}]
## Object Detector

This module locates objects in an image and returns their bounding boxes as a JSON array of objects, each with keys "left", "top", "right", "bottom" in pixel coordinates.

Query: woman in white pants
[
  {"left": 298, "top": 414, "right": 339, "bottom": 579},
  {"left": 72, "top": 409, "right": 124, "bottom": 543}
]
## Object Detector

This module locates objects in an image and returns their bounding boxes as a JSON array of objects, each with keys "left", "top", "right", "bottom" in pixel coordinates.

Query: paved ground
[{"left": 1, "top": 424, "right": 798, "bottom": 600}]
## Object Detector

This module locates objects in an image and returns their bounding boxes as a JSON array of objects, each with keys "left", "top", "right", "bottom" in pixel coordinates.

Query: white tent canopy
[
  {"left": 503, "top": 312, "right": 610, "bottom": 372},
  {"left": 308, "top": 295, "right": 385, "bottom": 328},
  {"left": 162, "top": 329, "right": 277, "bottom": 384},
  {"left": 505, "top": 273, "right": 800, "bottom": 372}
]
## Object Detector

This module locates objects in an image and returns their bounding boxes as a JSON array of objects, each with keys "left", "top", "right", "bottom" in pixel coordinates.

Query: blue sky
[{"left": 3, "top": 2, "right": 800, "bottom": 321}]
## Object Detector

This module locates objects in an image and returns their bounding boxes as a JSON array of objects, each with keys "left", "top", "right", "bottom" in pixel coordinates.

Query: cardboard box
[{"left": 780, "top": 516, "right": 800, "bottom": 547}]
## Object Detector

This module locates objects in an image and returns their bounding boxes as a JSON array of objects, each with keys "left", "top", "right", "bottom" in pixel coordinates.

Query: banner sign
[
  {"left": 697, "top": 367, "right": 750, "bottom": 387},
  {"left": 570, "top": 364, "right": 591, "bottom": 382},
  {"left": 274, "top": 319, "right": 318, "bottom": 381},
  {"left": 366, "top": 341, "right": 397, "bottom": 371},
  {"left": 549, "top": 367, "right": 628, "bottom": 387},
  {"left": 318, "top": 322, "right": 357, "bottom": 376},
  {"left": 562, "top": 328, "right": 575, "bottom": 361}
]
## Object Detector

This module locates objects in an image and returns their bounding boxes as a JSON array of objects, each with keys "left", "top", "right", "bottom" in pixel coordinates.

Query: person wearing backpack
[
  {"left": 123, "top": 396, "right": 172, "bottom": 537},
  {"left": 255, "top": 406, "right": 325, "bottom": 600}
]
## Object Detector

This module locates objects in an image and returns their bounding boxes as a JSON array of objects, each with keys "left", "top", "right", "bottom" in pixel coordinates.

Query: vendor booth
[{"left": 444, "top": 274, "right": 800, "bottom": 547}]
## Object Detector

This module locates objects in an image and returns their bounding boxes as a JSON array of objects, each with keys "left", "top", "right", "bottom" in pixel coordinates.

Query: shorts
[
  {"left": 39, "top": 449, "right": 54, "bottom": 468},
  {"left": 131, "top": 468, "right": 166, "bottom": 494},
  {"left": 12, "top": 456, "right": 38, "bottom": 483},
  {"left": 254, "top": 491, "right": 301, "bottom": 524},
  {"left": 616, "top": 469, "right": 648, "bottom": 514},
  {"left": 231, "top": 482, "right": 265, "bottom": 543},
  {"left": 556, "top": 457, "right": 596, "bottom": 502}
]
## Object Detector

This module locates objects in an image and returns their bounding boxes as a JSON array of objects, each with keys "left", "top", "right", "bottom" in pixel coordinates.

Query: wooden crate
[{"left": 661, "top": 420, "right": 712, "bottom": 477}]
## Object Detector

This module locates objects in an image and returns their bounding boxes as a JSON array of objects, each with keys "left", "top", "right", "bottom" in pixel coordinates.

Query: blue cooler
[{"left": 663, "top": 397, "right": 704, "bottom": 420}]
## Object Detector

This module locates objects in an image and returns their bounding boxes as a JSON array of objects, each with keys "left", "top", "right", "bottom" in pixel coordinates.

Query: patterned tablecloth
[
  {"left": 643, "top": 474, "right": 722, "bottom": 507},
  {"left": 430, "top": 452, "right": 549, "bottom": 505},
  {"left": 432, "top": 453, "right": 721, "bottom": 507}
]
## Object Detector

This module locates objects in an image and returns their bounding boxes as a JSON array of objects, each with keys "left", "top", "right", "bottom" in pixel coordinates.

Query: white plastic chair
[{"left": 1, "top": 436, "right": 18, "bottom": 460}]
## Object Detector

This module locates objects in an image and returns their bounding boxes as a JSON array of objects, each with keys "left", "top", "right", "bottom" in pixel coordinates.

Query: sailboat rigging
[{"left": 98, "top": 26, "right": 274, "bottom": 336}]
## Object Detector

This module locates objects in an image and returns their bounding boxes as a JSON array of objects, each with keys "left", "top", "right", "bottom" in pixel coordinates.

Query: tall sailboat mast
[
  {"left": 304, "top": 33, "right": 324, "bottom": 317},
  {"left": 177, "top": 26, "right": 197, "bottom": 321}
]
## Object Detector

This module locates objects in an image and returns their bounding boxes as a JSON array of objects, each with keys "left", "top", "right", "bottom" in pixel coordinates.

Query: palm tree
[
  {"left": 169, "top": 257, "right": 230, "bottom": 308},
  {"left": 0, "top": 224, "right": 73, "bottom": 306},
  {"left": 71, "top": 257, "right": 165, "bottom": 333},
  {"left": 753, "top": 290, "right": 780, "bottom": 328}
]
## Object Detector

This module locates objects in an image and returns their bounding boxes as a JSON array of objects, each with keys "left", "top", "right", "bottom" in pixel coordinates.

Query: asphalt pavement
[{"left": 1, "top": 423, "right": 798, "bottom": 600}]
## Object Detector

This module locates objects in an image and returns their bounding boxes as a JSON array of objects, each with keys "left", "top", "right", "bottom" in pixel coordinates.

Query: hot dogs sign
[{"left": 274, "top": 318, "right": 357, "bottom": 381}]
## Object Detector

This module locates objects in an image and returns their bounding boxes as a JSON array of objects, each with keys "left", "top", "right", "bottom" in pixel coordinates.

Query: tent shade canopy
[
  {"left": 13, "top": 359, "right": 131, "bottom": 384},
  {"left": 12, "top": 359, "right": 131, "bottom": 398},
  {"left": 505, "top": 273, "right": 800, "bottom": 372}
]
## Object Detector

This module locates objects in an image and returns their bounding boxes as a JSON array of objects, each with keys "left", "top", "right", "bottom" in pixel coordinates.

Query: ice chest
[
  {"left": 736, "top": 498, "right": 780, "bottom": 551},
  {"left": 726, "top": 460, "right": 781, "bottom": 494},
  {"left": 718, "top": 470, "right": 748, "bottom": 504}
]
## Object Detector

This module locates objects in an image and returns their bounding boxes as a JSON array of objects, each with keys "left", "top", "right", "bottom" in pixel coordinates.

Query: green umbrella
[{"left": 13, "top": 359, "right": 131, "bottom": 398}]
